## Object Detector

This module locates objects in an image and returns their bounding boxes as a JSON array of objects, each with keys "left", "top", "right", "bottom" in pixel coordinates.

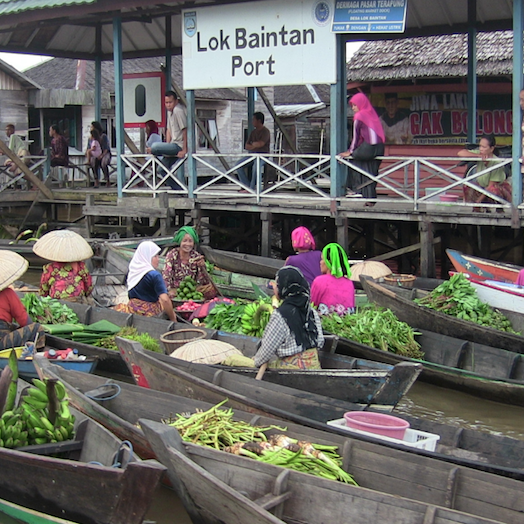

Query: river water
[{"left": 9, "top": 270, "right": 524, "bottom": 522}]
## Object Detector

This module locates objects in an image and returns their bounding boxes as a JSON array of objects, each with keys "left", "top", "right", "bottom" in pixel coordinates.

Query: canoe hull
[{"left": 0, "top": 357, "right": 97, "bottom": 381}]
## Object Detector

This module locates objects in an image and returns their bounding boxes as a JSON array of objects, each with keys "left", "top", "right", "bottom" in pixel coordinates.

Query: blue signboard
[{"left": 332, "top": 0, "right": 407, "bottom": 33}]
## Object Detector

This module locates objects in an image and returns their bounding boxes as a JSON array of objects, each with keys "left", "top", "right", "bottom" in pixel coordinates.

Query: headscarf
[
  {"left": 322, "top": 243, "right": 351, "bottom": 279},
  {"left": 145, "top": 119, "right": 159, "bottom": 137},
  {"left": 173, "top": 226, "right": 199, "bottom": 246},
  {"left": 275, "top": 266, "right": 318, "bottom": 350},
  {"left": 127, "top": 241, "right": 160, "bottom": 291},
  {"left": 291, "top": 226, "right": 316, "bottom": 251},
  {"left": 350, "top": 93, "right": 385, "bottom": 143}
]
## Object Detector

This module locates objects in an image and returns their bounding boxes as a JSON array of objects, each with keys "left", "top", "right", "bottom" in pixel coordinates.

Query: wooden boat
[
  {"left": 43, "top": 300, "right": 421, "bottom": 409},
  {"left": 361, "top": 277, "right": 524, "bottom": 354},
  {"left": 0, "top": 411, "right": 165, "bottom": 524},
  {"left": 141, "top": 419, "right": 520, "bottom": 524},
  {"left": 113, "top": 337, "right": 524, "bottom": 480},
  {"left": 0, "top": 353, "right": 97, "bottom": 381},
  {"left": 446, "top": 248, "right": 522, "bottom": 284},
  {"left": 335, "top": 327, "right": 524, "bottom": 406},
  {"left": 0, "top": 498, "right": 80, "bottom": 524},
  {"left": 34, "top": 359, "right": 524, "bottom": 521},
  {"left": 200, "top": 245, "right": 284, "bottom": 279}
]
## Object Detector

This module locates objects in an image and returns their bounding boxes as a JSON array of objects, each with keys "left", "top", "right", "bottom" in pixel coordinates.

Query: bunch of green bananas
[
  {"left": 241, "top": 300, "right": 274, "bottom": 338},
  {"left": 0, "top": 379, "right": 75, "bottom": 448}
]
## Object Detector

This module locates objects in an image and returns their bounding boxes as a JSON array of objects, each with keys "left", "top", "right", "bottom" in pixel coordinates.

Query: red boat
[{"left": 446, "top": 249, "right": 522, "bottom": 283}]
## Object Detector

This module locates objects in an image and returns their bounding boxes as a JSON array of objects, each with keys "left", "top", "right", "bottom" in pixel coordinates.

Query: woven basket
[
  {"left": 160, "top": 328, "right": 207, "bottom": 353},
  {"left": 383, "top": 274, "right": 416, "bottom": 288}
]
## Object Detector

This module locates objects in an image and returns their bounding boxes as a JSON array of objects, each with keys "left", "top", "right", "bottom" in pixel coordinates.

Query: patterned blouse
[
  {"left": 40, "top": 261, "right": 93, "bottom": 300},
  {"left": 162, "top": 247, "right": 212, "bottom": 292}
]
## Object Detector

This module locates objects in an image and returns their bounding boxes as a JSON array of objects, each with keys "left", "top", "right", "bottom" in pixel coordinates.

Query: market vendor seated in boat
[
  {"left": 0, "top": 251, "right": 45, "bottom": 350},
  {"left": 115, "top": 241, "right": 176, "bottom": 321},
  {"left": 253, "top": 266, "right": 324, "bottom": 370},
  {"left": 162, "top": 226, "right": 216, "bottom": 300},
  {"left": 311, "top": 243, "right": 355, "bottom": 316},
  {"left": 457, "top": 134, "right": 511, "bottom": 210},
  {"left": 32, "top": 230, "right": 94, "bottom": 304},
  {"left": 284, "top": 226, "right": 322, "bottom": 286}
]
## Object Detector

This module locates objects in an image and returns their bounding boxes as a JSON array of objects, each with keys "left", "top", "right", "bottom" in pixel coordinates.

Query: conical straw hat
[
  {"left": 170, "top": 339, "right": 242, "bottom": 365},
  {"left": 0, "top": 251, "right": 29, "bottom": 291},
  {"left": 32, "top": 230, "right": 93, "bottom": 263},
  {"left": 350, "top": 260, "right": 392, "bottom": 281}
]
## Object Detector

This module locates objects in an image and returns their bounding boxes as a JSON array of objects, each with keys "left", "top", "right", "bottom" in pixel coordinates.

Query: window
[{"left": 196, "top": 109, "right": 218, "bottom": 149}]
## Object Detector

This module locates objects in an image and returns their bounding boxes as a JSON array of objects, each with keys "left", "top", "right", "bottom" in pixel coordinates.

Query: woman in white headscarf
[{"left": 114, "top": 241, "right": 176, "bottom": 320}]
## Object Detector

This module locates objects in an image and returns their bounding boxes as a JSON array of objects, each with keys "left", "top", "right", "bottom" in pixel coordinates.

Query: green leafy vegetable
[
  {"left": 321, "top": 305, "right": 423, "bottom": 359},
  {"left": 21, "top": 293, "right": 79, "bottom": 324}
]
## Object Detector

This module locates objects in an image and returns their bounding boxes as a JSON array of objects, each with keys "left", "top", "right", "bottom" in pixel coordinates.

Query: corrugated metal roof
[
  {"left": 0, "top": 0, "right": 96, "bottom": 17},
  {"left": 275, "top": 103, "right": 325, "bottom": 118}
]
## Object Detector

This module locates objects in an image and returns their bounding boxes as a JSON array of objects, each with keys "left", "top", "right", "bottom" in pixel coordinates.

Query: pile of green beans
[{"left": 321, "top": 305, "right": 424, "bottom": 359}]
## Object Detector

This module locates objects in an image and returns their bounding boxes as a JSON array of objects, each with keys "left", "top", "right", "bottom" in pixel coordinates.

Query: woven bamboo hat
[
  {"left": 170, "top": 339, "right": 242, "bottom": 365},
  {"left": 349, "top": 260, "right": 392, "bottom": 281},
  {"left": 32, "top": 230, "right": 93, "bottom": 263},
  {"left": 0, "top": 251, "right": 29, "bottom": 291}
]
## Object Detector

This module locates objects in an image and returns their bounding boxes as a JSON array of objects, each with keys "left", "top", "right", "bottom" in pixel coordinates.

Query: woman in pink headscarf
[
  {"left": 339, "top": 92, "right": 385, "bottom": 204},
  {"left": 284, "top": 226, "right": 322, "bottom": 286}
]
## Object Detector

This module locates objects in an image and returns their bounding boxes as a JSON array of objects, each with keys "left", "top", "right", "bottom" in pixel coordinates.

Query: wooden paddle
[{"left": 255, "top": 362, "right": 268, "bottom": 380}]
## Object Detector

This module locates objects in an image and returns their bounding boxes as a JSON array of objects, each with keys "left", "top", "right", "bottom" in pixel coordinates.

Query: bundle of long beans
[
  {"left": 163, "top": 400, "right": 357, "bottom": 484},
  {"left": 321, "top": 305, "right": 423, "bottom": 359}
]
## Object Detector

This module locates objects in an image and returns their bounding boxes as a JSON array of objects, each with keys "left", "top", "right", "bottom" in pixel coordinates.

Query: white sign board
[
  {"left": 123, "top": 73, "right": 165, "bottom": 128},
  {"left": 332, "top": 0, "right": 407, "bottom": 33},
  {"left": 182, "top": 0, "right": 336, "bottom": 89}
]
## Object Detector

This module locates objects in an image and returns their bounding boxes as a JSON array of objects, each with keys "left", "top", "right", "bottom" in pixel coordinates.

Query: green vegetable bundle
[
  {"left": 164, "top": 400, "right": 357, "bottom": 484},
  {"left": 21, "top": 293, "right": 79, "bottom": 324},
  {"left": 321, "top": 305, "right": 423, "bottom": 359},
  {"left": 415, "top": 273, "right": 518, "bottom": 333},
  {"left": 96, "top": 326, "right": 162, "bottom": 353}
]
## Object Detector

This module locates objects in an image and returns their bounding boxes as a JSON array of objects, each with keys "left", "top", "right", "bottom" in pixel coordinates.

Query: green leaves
[
  {"left": 415, "top": 274, "right": 518, "bottom": 333},
  {"left": 321, "top": 306, "right": 423, "bottom": 359},
  {"left": 21, "top": 293, "right": 78, "bottom": 324}
]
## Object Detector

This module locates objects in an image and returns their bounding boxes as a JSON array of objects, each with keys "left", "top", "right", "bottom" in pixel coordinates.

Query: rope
[
  {"left": 85, "top": 383, "right": 121, "bottom": 401},
  {"left": 111, "top": 440, "right": 134, "bottom": 469}
]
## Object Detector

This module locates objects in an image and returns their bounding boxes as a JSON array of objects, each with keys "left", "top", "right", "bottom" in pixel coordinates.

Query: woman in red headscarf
[
  {"left": 339, "top": 92, "right": 385, "bottom": 204},
  {"left": 284, "top": 226, "right": 321, "bottom": 286}
]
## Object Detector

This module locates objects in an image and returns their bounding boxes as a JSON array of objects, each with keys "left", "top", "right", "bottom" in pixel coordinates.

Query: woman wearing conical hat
[
  {"left": 0, "top": 251, "right": 45, "bottom": 350},
  {"left": 32, "top": 230, "right": 94, "bottom": 303},
  {"left": 310, "top": 243, "right": 355, "bottom": 316}
]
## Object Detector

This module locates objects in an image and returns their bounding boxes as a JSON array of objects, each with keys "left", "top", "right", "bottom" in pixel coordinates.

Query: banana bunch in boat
[
  {"left": 13, "top": 379, "right": 75, "bottom": 447},
  {"left": 175, "top": 276, "right": 204, "bottom": 301},
  {"left": 241, "top": 299, "right": 274, "bottom": 338}
]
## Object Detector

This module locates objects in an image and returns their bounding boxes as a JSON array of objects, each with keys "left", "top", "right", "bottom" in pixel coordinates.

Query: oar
[{"left": 255, "top": 362, "right": 268, "bottom": 380}]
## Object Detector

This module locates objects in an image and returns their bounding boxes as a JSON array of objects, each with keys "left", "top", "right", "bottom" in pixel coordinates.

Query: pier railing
[
  {"left": 119, "top": 152, "right": 514, "bottom": 211},
  {"left": 0, "top": 155, "right": 47, "bottom": 192}
]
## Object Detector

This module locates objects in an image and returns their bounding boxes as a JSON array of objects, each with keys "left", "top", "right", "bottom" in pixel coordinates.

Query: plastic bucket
[{"left": 344, "top": 412, "right": 410, "bottom": 440}]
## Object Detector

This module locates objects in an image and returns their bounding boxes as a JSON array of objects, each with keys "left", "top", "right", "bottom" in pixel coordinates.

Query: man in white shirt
[
  {"left": 3, "top": 124, "right": 29, "bottom": 180},
  {"left": 151, "top": 91, "right": 187, "bottom": 189}
]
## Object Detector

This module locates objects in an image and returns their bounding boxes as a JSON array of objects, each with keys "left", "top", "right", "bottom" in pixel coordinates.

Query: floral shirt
[
  {"left": 40, "top": 261, "right": 93, "bottom": 299},
  {"left": 162, "top": 247, "right": 211, "bottom": 292}
]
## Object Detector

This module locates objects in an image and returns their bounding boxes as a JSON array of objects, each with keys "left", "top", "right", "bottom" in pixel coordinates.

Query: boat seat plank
[
  {"left": 462, "top": 342, "right": 519, "bottom": 379},
  {"left": 508, "top": 354, "right": 522, "bottom": 380},
  {"left": 422, "top": 506, "right": 436, "bottom": 524},
  {"left": 253, "top": 491, "right": 292, "bottom": 510},
  {"left": 20, "top": 439, "right": 84, "bottom": 456},
  {"left": 416, "top": 330, "right": 468, "bottom": 369}
]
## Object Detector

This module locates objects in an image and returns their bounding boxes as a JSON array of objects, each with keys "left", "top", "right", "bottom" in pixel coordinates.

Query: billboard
[
  {"left": 369, "top": 91, "right": 513, "bottom": 146},
  {"left": 182, "top": 0, "right": 337, "bottom": 89}
]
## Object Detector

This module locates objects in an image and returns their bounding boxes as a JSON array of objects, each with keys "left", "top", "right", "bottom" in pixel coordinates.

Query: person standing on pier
[
  {"left": 150, "top": 91, "right": 187, "bottom": 190},
  {"left": 236, "top": 111, "right": 271, "bottom": 191},
  {"left": 339, "top": 93, "right": 385, "bottom": 205},
  {"left": 49, "top": 125, "right": 69, "bottom": 168}
]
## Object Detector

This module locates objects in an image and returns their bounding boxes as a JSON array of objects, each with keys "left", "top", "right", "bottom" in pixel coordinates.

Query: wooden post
[
  {"left": 419, "top": 220, "right": 436, "bottom": 278},
  {"left": 335, "top": 217, "right": 349, "bottom": 252},
  {"left": 0, "top": 141, "right": 53, "bottom": 199},
  {"left": 261, "top": 212, "right": 272, "bottom": 257}
]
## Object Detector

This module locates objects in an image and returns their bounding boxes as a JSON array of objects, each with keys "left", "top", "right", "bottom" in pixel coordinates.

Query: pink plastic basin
[
  {"left": 439, "top": 193, "right": 459, "bottom": 203},
  {"left": 344, "top": 412, "right": 410, "bottom": 440}
]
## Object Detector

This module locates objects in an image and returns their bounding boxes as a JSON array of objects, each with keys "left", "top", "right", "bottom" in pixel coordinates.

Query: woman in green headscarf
[
  {"left": 310, "top": 243, "right": 355, "bottom": 316},
  {"left": 162, "top": 226, "right": 216, "bottom": 299}
]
